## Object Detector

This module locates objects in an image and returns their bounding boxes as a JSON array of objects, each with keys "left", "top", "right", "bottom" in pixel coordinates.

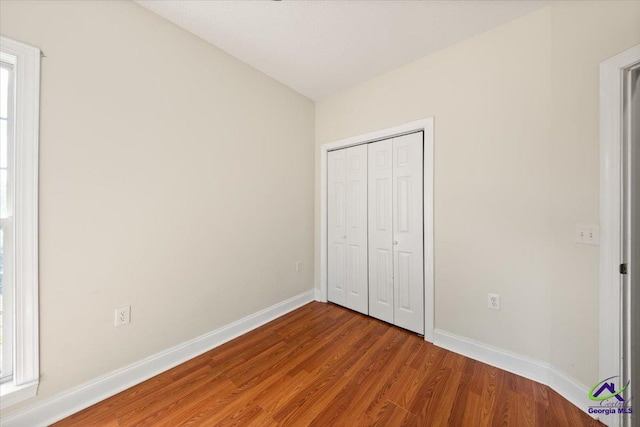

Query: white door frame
[
  {"left": 319, "top": 118, "right": 435, "bottom": 342},
  {"left": 600, "top": 45, "right": 640, "bottom": 427}
]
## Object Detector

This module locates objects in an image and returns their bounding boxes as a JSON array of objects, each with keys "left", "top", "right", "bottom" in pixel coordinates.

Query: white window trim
[
  {"left": 0, "top": 36, "right": 40, "bottom": 409},
  {"left": 1, "top": 59, "right": 16, "bottom": 385}
]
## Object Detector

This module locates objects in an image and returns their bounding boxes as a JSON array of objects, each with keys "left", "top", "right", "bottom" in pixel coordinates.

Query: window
[
  {"left": 0, "top": 36, "right": 40, "bottom": 409},
  {"left": 1, "top": 55, "right": 15, "bottom": 385}
]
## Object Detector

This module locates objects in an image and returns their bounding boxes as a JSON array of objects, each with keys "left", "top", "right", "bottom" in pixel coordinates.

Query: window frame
[
  {"left": 1, "top": 58, "right": 17, "bottom": 385},
  {"left": 0, "top": 36, "right": 40, "bottom": 409}
]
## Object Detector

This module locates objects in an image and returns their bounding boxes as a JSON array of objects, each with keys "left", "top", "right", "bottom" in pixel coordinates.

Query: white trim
[
  {"left": 548, "top": 366, "right": 596, "bottom": 421},
  {"left": 0, "top": 382, "right": 38, "bottom": 408},
  {"left": 319, "top": 118, "right": 435, "bottom": 342},
  {"left": 600, "top": 44, "right": 640, "bottom": 427},
  {"left": 422, "top": 120, "right": 435, "bottom": 341},
  {"left": 433, "top": 329, "right": 595, "bottom": 421},
  {"left": 0, "top": 36, "right": 40, "bottom": 408},
  {"left": 0, "top": 290, "right": 314, "bottom": 427},
  {"left": 1, "top": 58, "right": 16, "bottom": 385},
  {"left": 434, "top": 329, "right": 548, "bottom": 381},
  {"left": 314, "top": 288, "right": 324, "bottom": 301}
]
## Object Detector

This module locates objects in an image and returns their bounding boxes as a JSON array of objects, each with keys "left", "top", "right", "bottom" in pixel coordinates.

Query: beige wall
[
  {"left": 1, "top": 0, "right": 314, "bottom": 413},
  {"left": 548, "top": 0, "right": 640, "bottom": 380},
  {"left": 315, "top": 1, "right": 640, "bottom": 386}
]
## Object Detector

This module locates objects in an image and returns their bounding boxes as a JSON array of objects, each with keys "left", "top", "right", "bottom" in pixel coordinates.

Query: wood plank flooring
[{"left": 55, "top": 302, "right": 602, "bottom": 426}]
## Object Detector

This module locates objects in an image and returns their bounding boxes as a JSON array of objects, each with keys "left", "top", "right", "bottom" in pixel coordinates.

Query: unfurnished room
[{"left": 0, "top": 0, "right": 639, "bottom": 426}]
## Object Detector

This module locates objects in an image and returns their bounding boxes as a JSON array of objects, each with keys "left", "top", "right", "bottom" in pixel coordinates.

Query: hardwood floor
[{"left": 56, "top": 302, "right": 602, "bottom": 426}]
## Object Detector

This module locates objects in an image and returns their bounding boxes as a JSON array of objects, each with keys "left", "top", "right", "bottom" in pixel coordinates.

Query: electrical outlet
[
  {"left": 488, "top": 294, "right": 500, "bottom": 311},
  {"left": 115, "top": 306, "right": 131, "bottom": 327},
  {"left": 296, "top": 261, "right": 302, "bottom": 272}
]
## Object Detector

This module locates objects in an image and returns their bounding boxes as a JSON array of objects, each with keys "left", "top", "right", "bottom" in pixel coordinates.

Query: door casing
[{"left": 599, "top": 44, "right": 640, "bottom": 427}]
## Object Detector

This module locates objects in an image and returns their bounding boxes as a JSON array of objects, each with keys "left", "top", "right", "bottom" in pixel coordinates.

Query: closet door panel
[
  {"left": 345, "top": 144, "right": 369, "bottom": 314},
  {"left": 368, "top": 140, "right": 394, "bottom": 323},
  {"left": 392, "top": 132, "right": 424, "bottom": 334},
  {"left": 327, "top": 149, "right": 347, "bottom": 307}
]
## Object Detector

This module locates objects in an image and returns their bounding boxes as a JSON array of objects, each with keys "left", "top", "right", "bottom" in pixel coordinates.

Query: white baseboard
[
  {"left": 547, "top": 365, "right": 598, "bottom": 422},
  {"left": 1, "top": 290, "right": 315, "bottom": 427},
  {"left": 433, "top": 329, "right": 595, "bottom": 420},
  {"left": 314, "top": 288, "right": 326, "bottom": 302}
]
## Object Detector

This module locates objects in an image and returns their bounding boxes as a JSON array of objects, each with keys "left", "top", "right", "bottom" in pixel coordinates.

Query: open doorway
[{"left": 600, "top": 45, "right": 640, "bottom": 427}]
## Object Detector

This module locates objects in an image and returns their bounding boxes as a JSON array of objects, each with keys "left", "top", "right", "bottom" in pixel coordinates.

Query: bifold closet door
[
  {"left": 393, "top": 132, "right": 424, "bottom": 334},
  {"left": 368, "top": 139, "right": 394, "bottom": 324},
  {"left": 368, "top": 132, "right": 424, "bottom": 334},
  {"left": 328, "top": 145, "right": 368, "bottom": 314}
]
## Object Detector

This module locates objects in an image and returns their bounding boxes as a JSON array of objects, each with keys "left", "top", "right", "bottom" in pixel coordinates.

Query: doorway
[
  {"left": 319, "top": 118, "right": 435, "bottom": 341},
  {"left": 600, "top": 45, "right": 640, "bottom": 427}
]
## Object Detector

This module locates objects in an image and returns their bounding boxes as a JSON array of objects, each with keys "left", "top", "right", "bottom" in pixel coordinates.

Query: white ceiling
[{"left": 135, "top": 0, "right": 550, "bottom": 100}]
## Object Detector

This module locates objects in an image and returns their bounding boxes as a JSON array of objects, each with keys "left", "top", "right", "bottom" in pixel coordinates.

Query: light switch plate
[{"left": 575, "top": 224, "right": 600, "bottom": 245}]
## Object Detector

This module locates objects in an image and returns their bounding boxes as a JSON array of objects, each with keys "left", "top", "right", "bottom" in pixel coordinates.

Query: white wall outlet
[
  {"left": 575, "top": 224, "right": 600, "bottom": 245},
  {"left": 488, "top": 294, "right": 501, "bottom": 311},
  {"left": 115, "top": 306, "right": 131, "bottom": 327},
  {"left": 296, "top": 261, "right": 302, "bottom": 272}
]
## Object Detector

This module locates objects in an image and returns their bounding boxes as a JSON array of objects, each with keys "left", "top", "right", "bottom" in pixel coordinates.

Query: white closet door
[
  {"left": 392, "top": 133, "right": 424, "bottom": 334},
  {"left": 368, "top": 139, "right": 394, "bottom": 323},
  {"left": 328, "top": 145, "right": 368, "bottom": 314},
  {"left": 344, "top": 145, "right": 369, "bottom": 314},
  {"left": 327, "top": 149, "right": 347, "bottom": 307}
]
